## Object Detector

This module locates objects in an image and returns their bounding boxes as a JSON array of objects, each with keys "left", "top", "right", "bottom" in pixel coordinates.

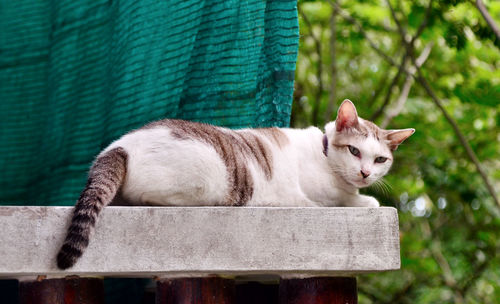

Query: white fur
[
  {"left": 105, "top": 128, "right": 228, "bottom": 206},
  {"left": 101, "top": 119, "right": 397, "bottom": 208}
]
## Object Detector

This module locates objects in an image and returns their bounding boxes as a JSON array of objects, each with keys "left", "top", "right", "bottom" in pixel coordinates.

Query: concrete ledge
[{"left": 0, "top": 206, "right": 400, "bottom": 278}]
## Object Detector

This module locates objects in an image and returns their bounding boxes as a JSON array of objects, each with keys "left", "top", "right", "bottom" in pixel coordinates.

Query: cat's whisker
[
  {"left": 380, "top": 179, "right": 392, "bottom": 196},
  {"left": 370, "top": 179, "right": 391, "bottom": 197},
  {"left": 378, "top": 181, "right": 388, "bottom": 196}
]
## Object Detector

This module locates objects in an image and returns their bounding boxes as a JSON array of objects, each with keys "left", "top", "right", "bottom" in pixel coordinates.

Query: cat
[{"left": 56, "top": 99, "right": 414, "bottom": 269}]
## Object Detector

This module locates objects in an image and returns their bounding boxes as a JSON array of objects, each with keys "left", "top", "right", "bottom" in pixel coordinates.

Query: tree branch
[
  {"left": 366, "top": 69, "right": 390, "bottom": 108},
  {"left": 380, "top": 43, "right": 433, "bottom": 128},
  {"left": 413, "top": 72, "right": 499, "bottom": 207},
  {"left": 458, "top": 252, "right": 492, "bottom": 296},
  {"left": 421, "top": 220, "right": 465, "bottom": 304},
  {"left": 370, "top": 53, "right": 407, "bottom": 121},
  {"left": 328, "top": 0, "right": 409, "bottom": 122},
  {"left": 327, "top": 0, "right": 399, "bottom": 68},
  {"left": 380, "top": 74, "right": 412, "bottom": 128},
  {"left": 370, "top": 0, "right": 500, "bottom": 208},
  {"left": 357, "top": 284, "right": 389, "bottom": 303},
  {"left": 406, "top": 2, "right": 500, "bottom": 208},
  {"left": 410, "top": 0, "right": 434, "bottom": 48},
  {"left": 475, "top": 0, "right": 500, "bottom": 41},
  {"left": 385, "top": 280, "right": 415, "bottom": 304},
  {"left": 386, "top": 0, "right": 408, "bottom": 42}
]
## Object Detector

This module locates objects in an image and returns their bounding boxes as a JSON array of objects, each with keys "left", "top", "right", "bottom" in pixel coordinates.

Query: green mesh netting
[{"left": 0, "top": 0, "right": 299, "bottom": 207}]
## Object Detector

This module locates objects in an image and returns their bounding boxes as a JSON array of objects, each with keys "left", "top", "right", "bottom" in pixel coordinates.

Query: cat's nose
[{"left": 360, "top": 170, "right": 370, "bottom": 178}]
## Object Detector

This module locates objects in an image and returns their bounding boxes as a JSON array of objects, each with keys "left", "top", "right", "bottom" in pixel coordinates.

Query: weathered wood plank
[
  {"left": 156, "top": 277, "right": 235, "bottom": 304},
  {"left": 0, "top": 206, "right": 400, "bottom": 278},
  {"left": 19, "top": 277, "right": 104, "bottom": 304},
  {"left": 279, "top": 277, "right": 357, "bottom": 304}
]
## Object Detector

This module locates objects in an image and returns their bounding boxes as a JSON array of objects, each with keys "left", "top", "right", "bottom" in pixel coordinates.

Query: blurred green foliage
[{"left": 293, "top": 0, "right": 499, "bottom": 303}]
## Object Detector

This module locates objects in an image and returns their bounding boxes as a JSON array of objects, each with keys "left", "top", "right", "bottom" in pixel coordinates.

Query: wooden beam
[
  {"left": 0, "top": 206, "right": 400, "bottom": 278},
  {"left": 156, "top": 277, "right": 234, "bottom": 304},
  {"left": 279, "top": 277, "right": 357, "bottom": 304},
  {"left": 19, "top": 277, "right": 104, "bottom": 304}
]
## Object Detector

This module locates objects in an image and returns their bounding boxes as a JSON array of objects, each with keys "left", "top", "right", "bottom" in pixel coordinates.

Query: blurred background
[
  {"left": 0, "top": 0, "right": 498, "bottom": 303},
  {"left": 294, "top": 0, "right": 499, "bottom": 303}
]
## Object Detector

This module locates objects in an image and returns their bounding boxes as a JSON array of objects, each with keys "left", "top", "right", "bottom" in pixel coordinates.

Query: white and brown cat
[{"left": 56, "top": 99, "right": 414, "bottom": 269}]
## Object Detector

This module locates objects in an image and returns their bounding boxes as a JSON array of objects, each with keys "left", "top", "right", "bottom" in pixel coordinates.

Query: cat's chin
[
  {"left": 340, "top": 176, "right": 371, "bottom": 189},
  {"left": 350, "top": 179, "right": 373, "bottom": 188}
]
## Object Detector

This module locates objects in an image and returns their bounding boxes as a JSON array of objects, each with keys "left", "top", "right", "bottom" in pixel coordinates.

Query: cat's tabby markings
[
  {"left": 57, "top": 147, "right": 127, "bottom": 269},
  {"left": 56, "top": 99, "right": 414, "bottom": 269},
  {"left": 143, "top": 119, "right": 289, "bottom": 205}
]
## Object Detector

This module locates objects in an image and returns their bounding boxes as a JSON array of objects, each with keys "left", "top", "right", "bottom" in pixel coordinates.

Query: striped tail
[{"left": 56, "top": 147, "right": 128, "bottom": 269}]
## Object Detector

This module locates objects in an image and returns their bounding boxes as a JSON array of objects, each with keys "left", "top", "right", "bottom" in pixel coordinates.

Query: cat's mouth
[
  {"left": 341, "top": 175, "right": 371, "bottom": 188},
  {"left": 350, "top": 178, "right": 372, "bottom": 188}
]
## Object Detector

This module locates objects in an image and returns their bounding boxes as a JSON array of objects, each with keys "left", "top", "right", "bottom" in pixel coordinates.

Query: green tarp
[
  {"left": 0, "top": 0, "right": 299, "bottom": 207},
  {"left": 1, "top": 1, "right": 298, "bottom": 301}
]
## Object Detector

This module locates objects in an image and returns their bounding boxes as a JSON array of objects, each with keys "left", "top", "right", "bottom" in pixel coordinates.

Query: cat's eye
[
  {"left": 375, "top": 156, "right": 387, "bottom": 163},
  {"left": 348, "top": 145, "right": 360, "bottom": 157}
]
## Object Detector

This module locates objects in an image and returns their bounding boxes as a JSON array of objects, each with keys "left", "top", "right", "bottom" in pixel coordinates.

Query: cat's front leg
[{"left": 346, "top": 194, "right": 380, "bottom": 207}]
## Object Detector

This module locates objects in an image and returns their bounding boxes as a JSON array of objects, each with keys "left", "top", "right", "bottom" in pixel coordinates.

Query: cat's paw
[
  {"left": 349, "top": 195, "right": 380, "bottom": 207},
  {"left": 363, "top": 196, "right": 380, "bottom": 207}
]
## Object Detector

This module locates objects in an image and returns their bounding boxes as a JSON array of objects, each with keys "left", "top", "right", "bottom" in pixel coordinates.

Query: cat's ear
[
  {"left": 336, "top": 99, "right": 359, "bottom": 131},
  {"left": 385, "top": 128, "right": 415, "bottom": 150}
]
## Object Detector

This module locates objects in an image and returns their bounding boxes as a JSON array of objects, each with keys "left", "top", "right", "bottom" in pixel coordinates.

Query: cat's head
[{"left": 324, "top": 99, "right": 414, "bottom": 188}]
